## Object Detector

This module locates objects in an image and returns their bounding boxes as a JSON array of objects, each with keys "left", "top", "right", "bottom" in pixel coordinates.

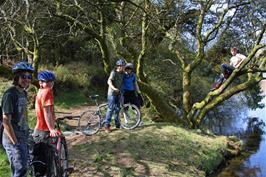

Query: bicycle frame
[
  {"left": 92, "top": 94, "right": 141, "bottom": 130},
  {"left": 28, "top": 117, "right": 71, "bottom": 177},
  {"left": 59, "top": 94, "right": 141, "bottom": 136}
]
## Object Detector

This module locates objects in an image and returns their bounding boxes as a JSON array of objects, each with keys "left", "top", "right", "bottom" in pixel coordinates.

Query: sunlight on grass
[
  {"left": 69, "top": 124, "right": 228, "bottom": 177},
  {"left": 0, "top": 149, "right": 10, "bottom": 177},
  {"left": 54, "top": 89, "right": 89, "bottom": 109}
]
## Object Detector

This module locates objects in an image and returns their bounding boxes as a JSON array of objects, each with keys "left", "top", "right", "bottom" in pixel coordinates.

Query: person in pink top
[
  {"left": 211, "top": 47, "right": 246, "bottom": 91},
  {"left": 34, "top": 70, "right": 59, "bottom": 142}
]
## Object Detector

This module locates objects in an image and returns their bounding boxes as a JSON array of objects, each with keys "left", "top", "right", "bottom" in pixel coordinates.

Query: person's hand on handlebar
[
  {"left": 114, "top": 88, "right": 120, "bottom": 93},
  {"left": 50, "top": 129, "right": 60, "bottom": 137}
]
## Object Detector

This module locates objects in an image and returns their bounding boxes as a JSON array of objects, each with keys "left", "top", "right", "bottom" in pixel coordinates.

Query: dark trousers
[
  {"left": 221, "top": 64, "right": 235, "bottom": 77},
  {"left": 123, "top": 90, "right": 140, "bottom": 108},
  {"left": 212, "top": 64, "right": 235, "bottom": 90}
]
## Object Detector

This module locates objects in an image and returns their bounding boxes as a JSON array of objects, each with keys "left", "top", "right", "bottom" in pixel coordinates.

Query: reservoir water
[{"left": 216, "top": 81, "right": 266, "bottom": 177}]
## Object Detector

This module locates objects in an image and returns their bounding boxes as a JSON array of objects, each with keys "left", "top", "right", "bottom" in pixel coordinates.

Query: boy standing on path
[
  {"left": 1, "top": 61, "right": 34, "bottom": 177},
  {"left": 123, "top": 63, "right": 141, "bottom": 108},
  {"left": 34, "top": 71, "right": 59, "bottom": 142},
  {"left": 104, "top": 58, "right": 126, "bottom": 133}
]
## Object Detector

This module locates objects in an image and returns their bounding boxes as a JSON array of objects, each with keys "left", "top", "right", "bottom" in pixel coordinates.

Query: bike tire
[
  {"left": 120, "top": 103, "right": 141, "bottom": 130},
  {"left": 78, "top": 110, "right": 101, "bottom": 135},
  {"left": 28, "top": 162, "right": 36, "bottom": 177},
  {"left": 47, "top": 147, "right": 61, "bottom": 177},
  {"left": 98, "top": 103, "right": 108, "bottom": 125},
  {"left": 60, "top": 137, "right": 69, "bottom": 177}
]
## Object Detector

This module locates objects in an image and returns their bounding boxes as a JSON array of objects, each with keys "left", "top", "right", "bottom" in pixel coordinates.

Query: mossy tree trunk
[
  {"left": 95, "top": 9, "right": 111, "bottom": 73},
  {"left": 189, "top": 43, "right": 266, "bottom": 128},
  {"left": 0, "top": 0, "right": 46, "bottom": 79},
  {"left": 52, "top": 0, "right": 266, "bottom": 128},
  {"left": 138, "top": 81, "right": 185, "bottom": 124},
  {"left": 166, "top": 1, "right": 266, "bottom": 128},
  {"left": 55, "top": 0, "right": 112, "bottom": 73},
  {"left": 134, "top": 0, "right": 185, "bottom": 124}
]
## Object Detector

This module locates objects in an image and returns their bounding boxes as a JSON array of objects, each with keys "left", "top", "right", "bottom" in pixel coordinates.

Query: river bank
[
  {"left": 66, "top": 123, "right": 240, "bottom": 177},
  {"left": 212, "top": 83, "right": 266, "bottom": 177}
]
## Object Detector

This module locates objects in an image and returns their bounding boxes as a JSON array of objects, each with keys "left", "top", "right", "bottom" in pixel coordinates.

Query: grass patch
[
  {"left": 54, "top": 89, "right": 89, "bottom": 109},
  {"left": 69, "top": 124, "right": 228, "bottom": 177},
  {"left": 0, "top": 78, "right": 12, "bottom": 99},
  {"left": 0, "top": 79, "right": 12, "bottom": 176},
  {"left": 0, "top": 149, "right": 10, "bottom": 177},
  {"left": 0, "top": 75, "right": 228, "bottom": 177}
]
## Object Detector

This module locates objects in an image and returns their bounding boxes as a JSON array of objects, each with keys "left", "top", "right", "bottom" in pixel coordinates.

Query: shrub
[
  {"left": 54, "top": 63, "right": 87, "bottom": 89},
  {"left": 0, "top": 65, "right": 12, "bottom": 79},
  {"left": 53, "top": 62, "right": 106, "bottom": 91}
]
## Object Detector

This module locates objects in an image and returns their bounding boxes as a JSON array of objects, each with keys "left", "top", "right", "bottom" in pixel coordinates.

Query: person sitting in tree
[{"left": 211, "top": 47, "right": 246, "bottom": 91}]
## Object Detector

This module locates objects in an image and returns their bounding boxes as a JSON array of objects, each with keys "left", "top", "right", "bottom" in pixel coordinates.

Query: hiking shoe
[
  {"left": 210, "top": 82, "right": 222, "bottom": 91},
  {"left": 116, "top": 125, "right": 121, "bottom": 129},
  {"left": 210, "top": 88, "right": 216, "bottom": 92},
  {"left": 105, "top": 127, "right": 112, "bottom": 133}
]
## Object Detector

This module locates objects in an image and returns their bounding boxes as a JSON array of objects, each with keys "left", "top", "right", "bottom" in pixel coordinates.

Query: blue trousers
[
  {"left": 105, "top": 95, "right": 121, "bottom": 128},
  {"left": 2, "top": 134, "right": 28, "bottom": 177},
  {"left": 217, "top": 64, "right": 235, "bottom": 83},
  {"left": 221, "top": 64, "right": 235, "bottom": 76}
]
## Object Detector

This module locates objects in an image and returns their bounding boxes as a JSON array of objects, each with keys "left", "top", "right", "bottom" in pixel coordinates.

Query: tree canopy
[{"left": 1, "top": 0, "right": 266, "bottom": 128}]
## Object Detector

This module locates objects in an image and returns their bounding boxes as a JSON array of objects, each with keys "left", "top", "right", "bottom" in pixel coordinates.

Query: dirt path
[
  {"left": 56, "top": 105, "right": 99, "bottom": 147},
  {"left": 59, "top": 105, "right": 147, "bottom": 177}
]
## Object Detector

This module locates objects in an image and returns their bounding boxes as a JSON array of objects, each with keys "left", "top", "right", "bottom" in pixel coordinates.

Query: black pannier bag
[{"left": 30, "top": 142, "right": 53, "bottom": 176}]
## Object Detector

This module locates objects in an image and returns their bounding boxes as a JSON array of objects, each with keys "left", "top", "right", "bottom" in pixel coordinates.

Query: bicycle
[
  {"left": 76, "top": 94, "right": 141, "bottom": 135},
  {"left": 28, "top": 116, "right": 72, "bottom": 177}
]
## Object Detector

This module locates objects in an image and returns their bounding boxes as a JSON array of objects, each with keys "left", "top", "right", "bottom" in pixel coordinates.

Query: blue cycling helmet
[
  {"left": 38, "top": 70, "right": 55, "bottom": 82},
  {"left": 125, "top": 63, "right": 133, "bottom": 69},
  {"left": 12, "top": 61, "right": 34, "bottom": 73},
  {"left": 116, "top": 58, "right": 126, "bottom": 66}
]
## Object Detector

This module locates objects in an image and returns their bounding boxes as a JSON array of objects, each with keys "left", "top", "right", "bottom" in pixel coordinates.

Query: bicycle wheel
[
  {"left": 60, "top": 137, "right": 69, "bottom": 177},
  {"left": 119, "top": 103, "right": 141, "bottom": 129},
  {"left": 28, "top": 162, "right": 36, "bottom": 177},
  {"left": 47, "top": 147, "right": 61, "bottom": 177},
  {"left": 99, "top": 103, "right": 108, "bottom": 125},
  {"left": 78, "top": 110, "right": 101, "bottom": 135}
]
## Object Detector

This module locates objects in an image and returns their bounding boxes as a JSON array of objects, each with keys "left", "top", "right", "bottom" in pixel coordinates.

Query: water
[
  {"left": 237, "top": 96, "right": 266, "bottom": 177},
  {"left": 216, "top": 82, "right": 266, "bottom": 177}
]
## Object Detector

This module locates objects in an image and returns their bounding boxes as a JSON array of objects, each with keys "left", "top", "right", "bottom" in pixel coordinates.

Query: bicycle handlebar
[
  {"left": 89, "top": 94, "right": 99, "bottom": 100},
  {"left": 54, "top": 111, "right": 72, "bottom": 114},
  {"left": 56, "top": 115, "right": 80, "bottom": 121}
]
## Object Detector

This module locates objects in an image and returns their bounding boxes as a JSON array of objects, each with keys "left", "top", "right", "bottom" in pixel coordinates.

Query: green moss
[
  {"left": 54, "top": 89, "right": 89, "bottom": 109},
  {"left": 69, "top": 124, "right": 227, "bottom": 177}
]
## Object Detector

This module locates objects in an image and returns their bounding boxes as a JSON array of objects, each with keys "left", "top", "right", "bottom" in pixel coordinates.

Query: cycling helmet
[
  {"left": 38, "top": 70, "right": 55, "bottom": 82},
  {"left": 125, "top": 63, "right": 133, "bottom": 70},
  {"left": 12, "top": 61, "right": 34, "bottom": 73},
  {"left": 116, "top": 58, "right": 126, "bottom": 66}
]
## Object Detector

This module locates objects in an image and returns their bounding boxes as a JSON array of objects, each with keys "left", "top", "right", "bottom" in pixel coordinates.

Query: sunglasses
[
  {"left": 40, "top": 80, "right": 54, "bottom": 83},
  {"left": 39, "top": 80, "right": 48, "bottom": 83},
  {"left": 20, "top": 74, "right": 32, "bottom": 80}
]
